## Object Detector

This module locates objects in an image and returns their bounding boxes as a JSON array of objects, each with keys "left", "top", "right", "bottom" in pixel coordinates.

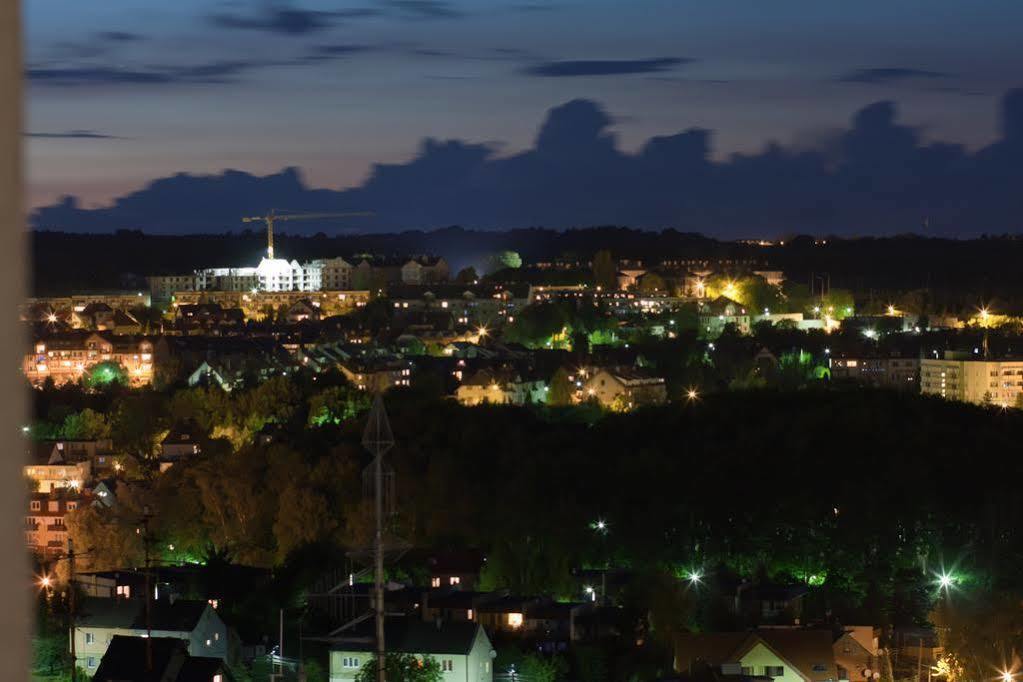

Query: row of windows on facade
[
  {"left": 342, "top": 657, "right": 460, "bottom": 672},
  {"left": 30, "top": 500, "right": 76, "bottom": 512}
]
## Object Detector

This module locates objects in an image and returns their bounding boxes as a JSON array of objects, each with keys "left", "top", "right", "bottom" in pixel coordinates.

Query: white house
[
  {"left": 75, "top": 597, "right": 227, "bottom": 675},
  {"left": 329, "top": 619, "right": 494, "bottom": 682}
]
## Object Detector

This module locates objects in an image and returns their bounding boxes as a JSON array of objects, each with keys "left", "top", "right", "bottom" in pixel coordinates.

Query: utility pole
[
  {"left": 142, "top": 505, "right": 153, "bottom": 673},
  {"left": 68, "top": 538, "right": 76, "bottom": 682},
  {"left": 917, "top": 635, "right": 924, "bottom": 682},
  {"left": 362, "top": 397, "right": 395, "bottom": 682}
]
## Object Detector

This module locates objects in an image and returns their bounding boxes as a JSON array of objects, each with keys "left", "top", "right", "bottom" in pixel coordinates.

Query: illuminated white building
[{"left": 920, "top": 352, "right": 1023, "bottom": 406}]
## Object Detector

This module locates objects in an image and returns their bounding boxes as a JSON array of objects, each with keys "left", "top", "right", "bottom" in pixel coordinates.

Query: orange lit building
[{"left": 23, "top": 332, "right": 154, "bottom": 387}]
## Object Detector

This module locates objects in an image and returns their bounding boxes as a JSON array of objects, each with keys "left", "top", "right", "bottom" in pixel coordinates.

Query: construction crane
[{"left": 241, "top": 209, "right": 372, "bottom": 259}]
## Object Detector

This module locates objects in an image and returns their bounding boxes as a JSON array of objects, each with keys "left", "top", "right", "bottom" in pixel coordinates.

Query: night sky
[{"left": 24, "top": 1, "right": 1023, "bottom": 235}]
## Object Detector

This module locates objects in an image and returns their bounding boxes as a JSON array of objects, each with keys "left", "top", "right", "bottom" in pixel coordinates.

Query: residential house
[
  {"left": 286, "top": 298, "right": 321, "bottom": 324},
  {"left": 25, "top": 441, "right": 95, "bottom": 493},
  {"left": 75, "top": 597, "right": 228, "bottom": 674},
  {"left": 729, "top": 583, "right": 809, "bottom": 624},
  {"left": 582, "top": 367, "right": 667, "bottom": 409},
  {"left": 26, "top": 490, "right": 82, "bottom": 557},
  {"left": 75, "top": 302, "right": 116, "bottom": 331},
  {"left": 415, "top": 549, "right": 487, "bottom": 590},
  {"left": 401, "top": 256, "right": 450, "bottom": 284},
  {"left": 160, "top": 423, "right": 205, "bottom": 471},
  {"left": 339, "top": 358, "right": 413, "bottom": 393},
  {"left": 92, "top": 635, "right": 229, "bottom": 682},
  {"left": 675, "top": 629, "right": 838, "bottom": 682},
  {"left": 833, "top": 627, "right": 878, "bottom": 682},
  {"left": 329, "top": 618, "right": 493, "bottom": 682},
  {"left": 456, "top": 367, "right": 548, "bottom": 406},
  {"left": 473, "top": 595, "right": 536, "bottom": 635},
  {"left": 699, "top": 296, "right": 752, "bottom": 336}
]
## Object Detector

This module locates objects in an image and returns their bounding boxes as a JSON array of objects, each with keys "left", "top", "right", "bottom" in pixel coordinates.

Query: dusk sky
[{"left": 25, "top": 0, "right": 1023, "bottom": 211}]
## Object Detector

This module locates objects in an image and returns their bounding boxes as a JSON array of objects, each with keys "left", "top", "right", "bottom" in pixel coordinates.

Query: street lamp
[
  {"left": 1002, "top": 672, "right": 1014, "bottom": 682},
  {"left": 686, "top": 388, "right": 699, "bottom": 401},
  {"left": 687, "top": 570, "right": 702, "bottom": 585}
]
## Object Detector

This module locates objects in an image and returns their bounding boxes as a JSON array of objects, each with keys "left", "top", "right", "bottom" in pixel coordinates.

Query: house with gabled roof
[
  {"left": 329, "top": 618, "right": 494, "bottom": 682},
  {"left": 582, "top": 366, "right": 667, "bottom": 410},
  {"left": 75, "top": 597, "right": 227, "bottom": 675},
  {"left": 92, "top": 635, "right": 229, "bottom": 682},
  {"left": 675, "top": 629, "right": 838, "bottom": 682}
]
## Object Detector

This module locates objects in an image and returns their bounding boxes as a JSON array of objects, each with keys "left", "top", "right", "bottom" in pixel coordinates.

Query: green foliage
[
  {"left": 84, "top": 361, "right": 128, "bottom": 389},
  {"left": 354, "top": 654, "right": 443, "bottom": 682},
  {"left": 518, "top": 654, "right": 569, "bottom": 682},
  {"left": 308, "top": 385, "right": 370, "bottom": 426},
  {"left": 60, "top": 407, "right": 111, "bottom": 440},
  {"left": 486, "top": 251, "right": 523, "bottom": 272}
]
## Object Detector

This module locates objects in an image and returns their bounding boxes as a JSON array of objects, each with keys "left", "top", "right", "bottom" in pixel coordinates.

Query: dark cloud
[
  {"left": 97, "top": 31, "right": 144, "bottom": 42},
  {"left": 523, "top": 57, "right": 692, "bottom": 77},
  {"left": 210, "top": 6, "right": 337, "bottom": 34},
  {"left": 303, "top": 44, "right": 374, "bottom": 62},
  {"left": 837, "top": 67, "right": 951, "bottom": 84},
  {"left": 31, "top": 89, "right": 1023, "bottom": 238},
  {"left": 385, "top": 0, "right": 463, "bottom": 19},
  {"left": 24, "top": 130, "right": 123, "bottom": 140},
  {"left": 26, "top": 59, "right": 278, "bottom": 87}
]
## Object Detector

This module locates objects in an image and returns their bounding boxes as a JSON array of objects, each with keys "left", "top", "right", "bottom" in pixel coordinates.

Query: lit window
[
  {"left": 431, "top": 577, "right": 441, "bottom": 587},
  {"left": 507, "top": 612, "right": 523, "bottom": 628},
  {"left": 449, "top": 576, "right": 461, "bottom": 586},
  {"left": 467, "top": 609, "right": 473, "bottom": 620},
  {"left": 85, "top": 632, "right": 95, "bottom": 644}
]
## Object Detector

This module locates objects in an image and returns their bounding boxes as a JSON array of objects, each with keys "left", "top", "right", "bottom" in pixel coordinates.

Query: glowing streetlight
[
  {"left": 686, "top": 388, "right": 699, "bottom": 401},
  {"left": 936, "top": 571, "right": 956, "bottom": 591},
  {"left": 46, "top": 313, "right": 57, "bottom": 323},
  {"left": 583, "top": 586, "right": 596, "bottom": 602},
  {"left": 886, "top": 305, "right": 897, "bottom": 316},
  {"left": 38, "top": 574, "right": 52, "bottom": 589},
  {"left": 863, "top": 328, "right": 877, "bottom": 340},
  {"left": 592, "top": 519, "right": 608, "bottom": 533},
  {"left": 1001, "top": 671, "right": 1014, "bottom": 682},
  {"left": 687, "top": 571, "right": 702, "bottom": 585}
]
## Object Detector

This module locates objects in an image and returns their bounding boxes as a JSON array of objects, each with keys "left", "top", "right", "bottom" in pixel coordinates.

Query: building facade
[
  {"left": 921, "top": 354, "right": 1023, "bottom": 406},
  {"left": 24, "top": 333, "right": 154, "bottom": 387}
]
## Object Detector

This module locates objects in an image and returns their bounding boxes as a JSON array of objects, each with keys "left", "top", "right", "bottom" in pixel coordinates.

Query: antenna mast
[{"left": 362, "top": 396, "right": 395, "bottom": 682}]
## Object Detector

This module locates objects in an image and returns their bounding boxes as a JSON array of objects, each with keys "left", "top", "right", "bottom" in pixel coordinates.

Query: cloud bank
[{"left": 30, "top": 89, "right": 1023, "bottom": 237}]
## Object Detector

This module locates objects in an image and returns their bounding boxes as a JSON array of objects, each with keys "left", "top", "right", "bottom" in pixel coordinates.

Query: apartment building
[
  {"left": 921, "top": 352, "right": 1023, "bottom": 406},
  {"left": 24, "top": 333, "right": 154, "bottom": 387},
  {"left": 26, "top": 491, "right": 81, "bottom": 557}
]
